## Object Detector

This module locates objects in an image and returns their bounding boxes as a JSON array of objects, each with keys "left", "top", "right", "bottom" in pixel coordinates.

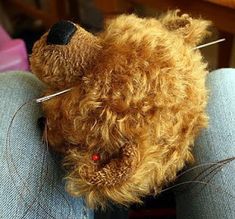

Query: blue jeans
[
  {"left": 0, "top": 72, "right": 93, "bottom": 219},
  {"left": 175, "top": 69, "right": 235, "bottom": 219},
  {"left": 0, "top": 69, "right": 234, "bottom": 218}
]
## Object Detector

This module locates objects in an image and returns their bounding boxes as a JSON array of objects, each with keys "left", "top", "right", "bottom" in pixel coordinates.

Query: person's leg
[
  {"left": 0, "top": 72, "right": 93, "bottom": 219},
  {"left": 175, "top": 68, "right": 235, "bottom": 219}
]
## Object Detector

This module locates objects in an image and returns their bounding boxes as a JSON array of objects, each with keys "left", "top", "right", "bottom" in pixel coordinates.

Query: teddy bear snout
[{"left": 47, "top": 20, "right": 77, "bottom": 45}]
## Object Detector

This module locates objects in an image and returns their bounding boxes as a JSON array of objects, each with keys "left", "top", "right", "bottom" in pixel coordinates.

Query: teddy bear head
[{"left": 31, "top": 11, "right": 210, "bottom": 208}]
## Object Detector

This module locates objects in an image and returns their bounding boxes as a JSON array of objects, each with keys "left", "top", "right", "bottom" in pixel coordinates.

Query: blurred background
[
  {"left": 0, "top": 0, "right": 235, "bottom": 74},
  {"left": 0, "top": 0, "right": 234, "bottom": 218}
]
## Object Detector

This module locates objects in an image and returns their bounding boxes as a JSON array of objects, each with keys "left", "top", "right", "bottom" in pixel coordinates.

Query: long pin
[
  {"left": 36, "top": 88, "right": 72, "bottom": 103},
  {"left": 36, "top": 38, "right": 226, "bottom": 103},
  {"left": 193, "top": 38, "right": 225, "bottom": 50}
]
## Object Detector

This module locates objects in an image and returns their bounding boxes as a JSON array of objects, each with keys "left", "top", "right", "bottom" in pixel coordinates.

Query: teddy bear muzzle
[{"left": 47, "top": 20, "right": 77, "bottom": 45}]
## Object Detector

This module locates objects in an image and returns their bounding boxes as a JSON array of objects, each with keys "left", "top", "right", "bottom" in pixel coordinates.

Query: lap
[
  {"left": 175, "top": 68, "right": 235, "bottom": 219},
  {"left": 2, "top": 69, "right": 234, "bottom": 218},
  {"left": 0, "top": 72, "right": 93, "bottom": 219}
]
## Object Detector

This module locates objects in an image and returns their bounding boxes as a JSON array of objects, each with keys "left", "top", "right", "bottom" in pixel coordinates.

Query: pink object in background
[{"left": 0, "top": 25, "right": 29, "bottom": 72}]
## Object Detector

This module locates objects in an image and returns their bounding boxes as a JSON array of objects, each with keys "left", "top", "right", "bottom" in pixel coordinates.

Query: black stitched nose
[{"left": 47, "top": 20, "right": 77, "bottom": 45}]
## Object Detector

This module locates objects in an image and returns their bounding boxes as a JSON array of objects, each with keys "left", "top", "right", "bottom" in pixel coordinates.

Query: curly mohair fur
[{"left": 31, "top": 11, "right": 211, "bottom": 209}]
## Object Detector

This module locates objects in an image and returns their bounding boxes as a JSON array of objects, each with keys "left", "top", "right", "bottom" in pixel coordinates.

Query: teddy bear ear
[{"left": 160, "top": 10, "right": 212, "bottom": 45}]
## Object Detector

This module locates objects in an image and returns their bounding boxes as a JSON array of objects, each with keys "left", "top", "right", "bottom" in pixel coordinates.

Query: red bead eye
[{"left": 92, "top": 153, "right": 100, "bottom": 161}]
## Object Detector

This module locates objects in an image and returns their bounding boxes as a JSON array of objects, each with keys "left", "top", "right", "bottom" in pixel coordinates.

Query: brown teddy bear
[{"left": 30, "top": 11, "right": 211, "bottom": 209}]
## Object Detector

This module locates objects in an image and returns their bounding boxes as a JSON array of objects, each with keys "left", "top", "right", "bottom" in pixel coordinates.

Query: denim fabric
[
  {"left": 0, "top": 72, "right": 93, "bottom": 219},
  {"left": 175, "top": 69, "right": 235, "bottom": 219},
  {"left": 1, "top": 69, "right": 235, "bottom": 219}
]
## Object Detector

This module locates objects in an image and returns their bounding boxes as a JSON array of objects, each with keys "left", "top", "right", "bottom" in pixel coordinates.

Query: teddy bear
[{"left": 30, "top": 10, "right": 211, "bottom": 209}]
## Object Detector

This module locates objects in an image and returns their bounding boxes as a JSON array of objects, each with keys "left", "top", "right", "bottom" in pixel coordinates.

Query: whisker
[
  {"left": 5, "top": 100, "right": 55, "bottom": 218},
  {"left": 162, "top": 179, "right": 235, "bottom": 200},
  {"left": 191, "top": 157, "right": 235, "bottom": 182},
  {"left": 162, "top": 180, "right": 209, "bottom": 193},
  {"left": 43, "top": 121, "right": 75, "bottom": 219},
  {"left": 193, "top": 158, "right": 235, "bottom": 194},
  {"left": 20, "top": 146, "right": 52, "bottom": 219},
  {"left": 177, "top": 157, "right": 235, "bottom": 180},
  {"left": 177, "top": 162, "right": 221, "bottom": 179},
  {"left": 162, "top": 157, "right": 235, "bottom": 200}
]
